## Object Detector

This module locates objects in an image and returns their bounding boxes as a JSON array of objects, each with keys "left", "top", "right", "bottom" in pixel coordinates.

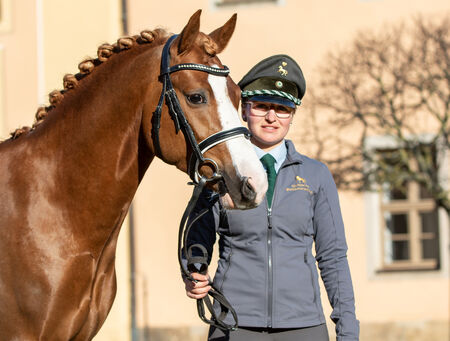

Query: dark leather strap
[
  {"left": 178, "top": 179, "right": 238, "bottom": 331},
  {"left": 153, "top": 35, "right": 203, "bottom": 161},
  {"left": 187, "top": 127, "right": 251, "bottom": 180}
]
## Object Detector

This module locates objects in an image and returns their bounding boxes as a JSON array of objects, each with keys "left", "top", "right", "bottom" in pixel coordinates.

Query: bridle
[
  {"left": 152, "top": 34, "right": 250, "bottom": 183},
  {"left": 152, "top": 34, "right": 247, "bottom": 330}
]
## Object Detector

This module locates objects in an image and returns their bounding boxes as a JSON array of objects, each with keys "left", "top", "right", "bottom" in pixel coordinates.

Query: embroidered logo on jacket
[{"left": 286, "top": 176, "right": 313, "bottom": 194}]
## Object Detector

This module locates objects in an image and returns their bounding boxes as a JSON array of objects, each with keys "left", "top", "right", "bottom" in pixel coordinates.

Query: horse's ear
[
  {"left": 176, "top": 9, "right": 202, "bottom": 55},
  {"left": 208, "top": 13, "right": 237, "bottom": 54}
]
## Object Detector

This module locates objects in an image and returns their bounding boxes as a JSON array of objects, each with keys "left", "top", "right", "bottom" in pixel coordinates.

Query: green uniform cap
[{"left": 238, "top": 54, "right": 306, "bottom": 106}]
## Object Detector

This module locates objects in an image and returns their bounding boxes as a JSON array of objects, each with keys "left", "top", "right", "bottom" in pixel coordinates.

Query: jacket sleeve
[
  {"left": 181, "top": 188, "right": 220, "bottom": 276},
  {"left": 313, "top": 163, "right": 360, "bottom": 341}
]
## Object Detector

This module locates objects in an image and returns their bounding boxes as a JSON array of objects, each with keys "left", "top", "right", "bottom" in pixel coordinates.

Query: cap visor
[{"left": 247, "top": 95, "right": 296, "bottom": 108}]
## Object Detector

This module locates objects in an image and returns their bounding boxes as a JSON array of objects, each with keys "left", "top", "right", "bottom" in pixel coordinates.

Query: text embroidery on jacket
[{"left": 286, "top": 176, "right": 313, "bottom": 194}]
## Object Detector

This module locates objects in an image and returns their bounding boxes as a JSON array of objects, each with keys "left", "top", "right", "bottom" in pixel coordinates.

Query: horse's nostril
[{"left": 241, "top": 176, "right": 256, "bottom": 202}]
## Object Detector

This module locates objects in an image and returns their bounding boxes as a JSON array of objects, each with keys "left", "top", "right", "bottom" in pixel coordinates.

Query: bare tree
[{"left": 297, "top": 14, "right": 450, "bottom": 214}]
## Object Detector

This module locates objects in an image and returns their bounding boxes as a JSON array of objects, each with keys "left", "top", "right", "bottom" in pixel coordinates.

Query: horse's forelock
[
  {"left": 6, "top": 28, "right": 169, "bottom": 142},
  {"left": 201, "top": 35, "right": 218, "bottom": 57}
]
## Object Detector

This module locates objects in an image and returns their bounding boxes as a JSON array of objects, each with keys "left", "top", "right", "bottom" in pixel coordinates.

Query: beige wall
[
  {"left": 0, "top": 45, "right": 4, "bottom": 137},
  {"left": 0, "top": 0, "right": 39, "bottom": 135},
  {"left": 41, "top": 0, "right": 122, "bottom": 100}
]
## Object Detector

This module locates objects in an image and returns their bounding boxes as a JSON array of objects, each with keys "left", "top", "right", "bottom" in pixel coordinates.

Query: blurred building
[{"left": 0, "top": 1, "right": 448, "bottom": 340}]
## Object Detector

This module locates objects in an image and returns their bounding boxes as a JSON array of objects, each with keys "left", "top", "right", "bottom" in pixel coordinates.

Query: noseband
[
  {"left": 153, "top": 35, "right": 244, "bottom": 331},
  {"left": 152, "top": 34, "right": 250, "bottom": 183}
]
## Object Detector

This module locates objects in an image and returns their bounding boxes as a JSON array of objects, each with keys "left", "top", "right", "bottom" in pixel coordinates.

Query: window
[
  {"left": 380, "top": 164, "right": 440, "bottom": 271},
  {"left": 364, "top": 136, "right": 448, "bottom": 275},
  {"left": 214, "top": 0, "right": 279, "bottom": 7}
]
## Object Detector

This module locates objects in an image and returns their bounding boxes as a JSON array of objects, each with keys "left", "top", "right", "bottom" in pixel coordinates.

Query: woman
[{"left": 184, "top": 55, "right": 359, "bottom": 341}]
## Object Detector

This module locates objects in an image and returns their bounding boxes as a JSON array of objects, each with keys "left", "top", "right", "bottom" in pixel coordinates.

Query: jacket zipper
[
  {"left": 266, "top": 165, "right": 283, "bottom": 328},
  {"left": 267, "top": 206, "right": 273, "bottom": 328}
]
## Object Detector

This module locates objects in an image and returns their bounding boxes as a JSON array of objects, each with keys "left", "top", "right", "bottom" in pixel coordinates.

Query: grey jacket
[{"left": 186, "top": 140, "right": 359, "bottom": 340}]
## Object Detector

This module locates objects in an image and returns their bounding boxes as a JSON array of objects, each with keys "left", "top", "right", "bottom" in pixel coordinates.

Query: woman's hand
[{"left": 184, "top": 272, "right": 211, "bottom": 299}]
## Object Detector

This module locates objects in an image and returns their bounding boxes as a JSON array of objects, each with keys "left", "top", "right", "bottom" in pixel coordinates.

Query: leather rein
[{"left": 153, "top": 34, "right": 245, "bottom": 330}]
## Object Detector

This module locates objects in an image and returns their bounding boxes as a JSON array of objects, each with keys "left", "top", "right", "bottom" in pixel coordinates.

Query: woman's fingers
[
  {"left": 184, "top": 273, "right": 211, "bottom": 299},
  {"left": 190, "top": 272, "right": 209, "bottom": 282}
]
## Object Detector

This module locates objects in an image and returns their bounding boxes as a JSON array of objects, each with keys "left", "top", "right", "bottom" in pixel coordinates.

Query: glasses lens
[
  {"left": 250, "top": 102, "right": 270, "bottom": 116},
  {"left": 276, "top": 112, "right": 292, "bottom": 119},
  {"left": 249, "top": 101, "right": 293, "bottom": 118}
]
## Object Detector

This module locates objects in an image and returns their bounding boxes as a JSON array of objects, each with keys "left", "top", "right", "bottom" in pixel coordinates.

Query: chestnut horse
[{"left": 0, "top": 10, "right": 267, "bottom": 340}]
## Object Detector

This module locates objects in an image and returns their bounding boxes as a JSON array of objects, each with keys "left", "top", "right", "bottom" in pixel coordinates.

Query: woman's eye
[
  {"left": 187, "top": 93, "right": 206, "bottom": 104},
  {"left": 276, "top": 106, "right": 290, "bottom": 113},
  {"left": 255, "top": 103, "right": 269, "bottom": 111}
]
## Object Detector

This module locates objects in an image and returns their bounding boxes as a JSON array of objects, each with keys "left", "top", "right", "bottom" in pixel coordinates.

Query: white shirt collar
[{"left": 253, "top": 141, "right": 287, "bottom": 173}]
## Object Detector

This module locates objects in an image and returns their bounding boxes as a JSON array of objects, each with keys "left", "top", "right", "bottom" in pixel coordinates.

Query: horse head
[{"left": 142, "top": 10, "right": 267, "bottom": 209}]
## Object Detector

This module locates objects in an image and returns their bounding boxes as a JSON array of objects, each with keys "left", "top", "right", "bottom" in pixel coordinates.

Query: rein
[
  {"left": 178, "top": 178, "right": 238, "bottom": 331},
  {"left": 153, "top": 34, "right": 245, "bottom": 330}
]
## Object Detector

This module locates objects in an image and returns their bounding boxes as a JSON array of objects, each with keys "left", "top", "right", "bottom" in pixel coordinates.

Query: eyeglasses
[{"left": 246, "top": 101, "right": 295, "bottom": 119}]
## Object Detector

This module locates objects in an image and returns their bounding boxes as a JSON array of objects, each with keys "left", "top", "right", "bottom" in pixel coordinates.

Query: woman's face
[{"left": 243, "top": 101, "right": 294, "bottom": 151}]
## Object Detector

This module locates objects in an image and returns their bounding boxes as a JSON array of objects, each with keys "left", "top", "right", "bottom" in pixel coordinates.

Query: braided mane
[{"left": 6, "top": 28, "right": 170, "bottom": 142}]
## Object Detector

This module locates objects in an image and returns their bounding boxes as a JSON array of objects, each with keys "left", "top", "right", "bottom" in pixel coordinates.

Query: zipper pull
[{"left": 267, "top": 208, "right": 272, "bottom": 229}]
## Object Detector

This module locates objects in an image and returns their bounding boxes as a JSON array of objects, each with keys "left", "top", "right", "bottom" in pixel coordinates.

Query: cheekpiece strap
[
  {"left": 153, "top": 34, "right": 204, "bottom": 164},
  {"left": 152, "top": 34, "right": 232, "bottom": 180}
]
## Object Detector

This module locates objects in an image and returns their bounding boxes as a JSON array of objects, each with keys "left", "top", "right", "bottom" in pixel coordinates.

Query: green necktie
[{"left": 260, "top": 154, "right": 277, "bottom": 207}]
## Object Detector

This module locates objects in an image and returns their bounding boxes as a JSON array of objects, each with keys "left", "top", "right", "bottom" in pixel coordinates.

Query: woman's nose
[{"left": 265, "top": 109, "right": 277, "bottom": 122}]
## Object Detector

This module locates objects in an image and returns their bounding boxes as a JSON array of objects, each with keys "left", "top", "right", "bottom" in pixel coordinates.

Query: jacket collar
[{"left": 283, "top": 139, "right": 303, "bottom": 165}]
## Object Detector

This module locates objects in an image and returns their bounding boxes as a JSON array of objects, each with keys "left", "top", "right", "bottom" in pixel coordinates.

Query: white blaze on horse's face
[{"left": 208, "top": 69, "right": 268, "bottom": 208}]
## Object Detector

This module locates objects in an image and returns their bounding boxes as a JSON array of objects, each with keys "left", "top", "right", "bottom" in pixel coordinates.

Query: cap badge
[
  {"left": 278, "top": 62, "right": 288, "bottom": 76},
  {"left": 275, "top": 80, "right": 283, "bottom": 88}
]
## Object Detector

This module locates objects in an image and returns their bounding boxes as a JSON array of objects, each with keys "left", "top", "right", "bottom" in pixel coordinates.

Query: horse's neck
[{"left": 29, "top": 50, "right": 157, "bottom": 228}]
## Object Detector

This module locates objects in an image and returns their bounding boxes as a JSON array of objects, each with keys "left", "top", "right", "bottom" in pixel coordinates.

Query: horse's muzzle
[
  {"left": 219, "top": 175, "right": 259, "bottom": 210},
  {"left": 240, "top": 176, "right": 256, "bottom": 202}
]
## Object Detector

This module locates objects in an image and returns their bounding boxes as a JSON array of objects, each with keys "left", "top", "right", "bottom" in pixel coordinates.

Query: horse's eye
[{"left": 187, "top": 93, "right": 206, "bottom": 104}]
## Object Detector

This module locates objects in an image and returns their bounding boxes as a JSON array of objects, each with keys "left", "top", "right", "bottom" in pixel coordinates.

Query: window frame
[
  {"left": 379, "top": 177, "right": 438, "bottom": 271},
  {"left": 364, "top": 135, "right": 449, "bottom": 277},
  {"left": 211, "top": 0, "right": 283, "bottom": 9}
]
